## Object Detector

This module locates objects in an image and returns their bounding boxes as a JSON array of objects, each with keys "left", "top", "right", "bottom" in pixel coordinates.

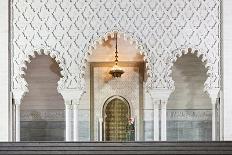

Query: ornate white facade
[
  {"left": 12, "top": 0, "right": 220, "bottom": 97},
  {"left": 4, "top": 0, "right": 232, "bottom": 142}
]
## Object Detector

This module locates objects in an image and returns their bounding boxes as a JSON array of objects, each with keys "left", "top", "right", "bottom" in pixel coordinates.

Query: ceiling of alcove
[{"left": 88, "top": 37, "right": 144, "bottom": 62}]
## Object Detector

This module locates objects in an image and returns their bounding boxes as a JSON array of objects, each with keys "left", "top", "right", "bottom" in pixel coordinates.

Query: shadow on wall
[
  {"left": 168, "top": 52, "right": 211, "bottom": 109},
  {"left": 20, "top": 54, "right": 65, "bottom": 141},
  {"left": 167, "top": 52, "right": 212, "bottom": 141}
]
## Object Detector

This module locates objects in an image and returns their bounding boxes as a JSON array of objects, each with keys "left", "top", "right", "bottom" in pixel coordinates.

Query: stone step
[{"left": 1, "top": 142, "right": 232, "bottom": 154}]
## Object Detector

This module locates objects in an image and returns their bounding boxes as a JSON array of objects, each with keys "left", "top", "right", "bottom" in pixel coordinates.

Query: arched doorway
[
  {"left": 167, "top": 53, "right": 211, "bottom": 141},
  {"left": 21, "top": 54, "right": 64, "bottom": 141},
  {"left": 86, "top": 32, "right": 146, "bottom": 141},
  {"left": 103, "top": 96, "right": 131, "bottom": 141}
]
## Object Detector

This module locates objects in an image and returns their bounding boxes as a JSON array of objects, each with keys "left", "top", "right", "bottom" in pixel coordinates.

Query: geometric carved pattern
[
  {"left": 12, "top": 0, "right": 220, "bottom": 96},
  {"left": 20, "top": 109, "right": 211, "bottom": 121},
  {"left": 21, "top": 110, "right": 64, "bottom": 121},
  {"left": 167, "top": 110, "right": 212, "bottom": 121},
  {"left": 93, "top": 66, "right": 141, "bottom": 140}
]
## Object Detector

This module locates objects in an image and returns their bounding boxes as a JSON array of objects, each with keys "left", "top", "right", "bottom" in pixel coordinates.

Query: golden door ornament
[{"left": 103, "top": 96, "right": 131, "bottom": 141}]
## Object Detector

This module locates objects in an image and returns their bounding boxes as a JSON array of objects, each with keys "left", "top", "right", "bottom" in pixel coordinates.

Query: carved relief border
[{"left": 11, "top": 0, "right": 221, "bottom": 97}]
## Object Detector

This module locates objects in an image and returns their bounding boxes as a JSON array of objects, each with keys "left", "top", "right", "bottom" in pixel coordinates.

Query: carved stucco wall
[
  {"left": 12, "top": 0, "right": 221, "bottom": 97},
  {"left": 93, "top": 66, "right": 141, "bottom": 140}
]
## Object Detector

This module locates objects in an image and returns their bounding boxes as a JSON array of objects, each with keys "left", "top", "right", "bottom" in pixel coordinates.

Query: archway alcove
[
  {"left": 21, "top": 54, "right": 64, "bottom": 141},
  {"left": 167, "top": 53, "right": 211, "bottom": 141},
  {"left": 79, "top": 32, "right": 148, "bottom": 141}
]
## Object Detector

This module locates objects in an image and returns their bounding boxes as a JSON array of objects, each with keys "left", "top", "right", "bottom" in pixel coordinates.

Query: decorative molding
[
  {"left": 21, "top": 110, "right": 64, "bottom": 121},
  {"left": 167, "top": 110, "right": 212, "bottom": 121},
  {"left": 207, "top": 88, "right": 220, "bottom": 104},
  {"left": 12, "top": 88, "right": 26, "bottom": 102},
  {"left": 59, "top": 89, "right": 85, "bottom": 102},
  {"left": 12, "top": 0, "right": 221, "bottom": 92},
  {"left": 149, "top": 88, "right": 173, "bottom": 101}
]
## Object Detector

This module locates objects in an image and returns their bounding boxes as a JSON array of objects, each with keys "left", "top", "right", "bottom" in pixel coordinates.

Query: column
[
  {"left": 149, "top": 88, "right": 172, "bottom": 141},
  {"left": 153, "top": 100, "right": 160, "bottom": 141},
  {"left": 73, "top": 103, "right": 79, "bottom": 141},
  {"left": 161, "top": 100, "right": 167, "bottom": 141},
  {"left": 208, "top": 88, "right": 219, "bottom": 141},
  {"left": 59, "top": 89, "right": 84, "bottom": 141},
  {"left": 99, "top": 118, "right": 103, "bottom": 141},
  {"left": 15, "top": 100, "right": 21, "bottom": 142},
  {"left": 134, "top": 116, "right": 138, "bottom": 141},
  {"left": 65, "top": 101, "right": 72, "bottom": 141},
  {"left": 211, "top": 98, "right": 217, "bottom": 141}
]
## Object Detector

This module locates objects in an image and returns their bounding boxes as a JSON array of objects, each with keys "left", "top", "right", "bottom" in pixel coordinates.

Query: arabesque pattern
[{"left": 12, "top": 0, "right": 220, "bottom": 96}]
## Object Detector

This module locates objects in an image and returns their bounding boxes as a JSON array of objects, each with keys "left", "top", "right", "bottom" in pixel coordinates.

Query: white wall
[
  {"left": 223, "top": 0, "right": 232, "bottom": 141},
  {"left": 0, "top": 0, "right": 9, "bottom": 141}
]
